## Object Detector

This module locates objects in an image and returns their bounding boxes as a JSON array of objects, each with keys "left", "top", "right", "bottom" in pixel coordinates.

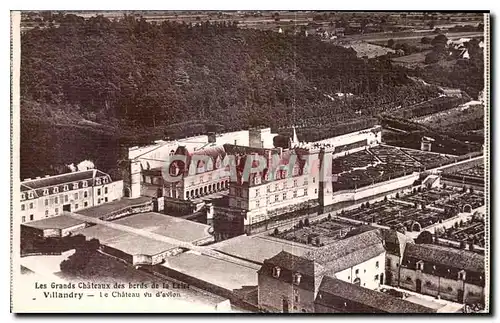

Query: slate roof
[
  {"left": 316, "top": 276, "right": 436, "bottom": 313},
  {"left": 21, "top": 170, "right": 95, "bottom": 191},
  {"left": 404, "top": 243, "right": 484, "bottom": 273},
  {"left": 304, "top": 230, "right": 385, "bottom": 273},
  {"left": 258, "top": 251, "right": 324, "bottom": 292}
]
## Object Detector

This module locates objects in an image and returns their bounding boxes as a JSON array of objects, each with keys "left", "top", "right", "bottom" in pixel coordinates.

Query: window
[
  {"left": 314, "top": 189, "right": 318, "bottom": 194},
  {"left": 104, "top": 178, "right": 109, "bottom": 184},
  {"left": 75, "top": 204, "right": 79, "bottom": 210},
  {"left": 447, "top": 287, "right": 453, "bottom": 292},
  {"left": 105, "top": 197, "right": 108, "bottom": 203},
  {"left": 256, "top": 189, "right": 260, "bottom": 197},
  {"left": 293, "top": 179, "right": 297, "bottom": 187},
  {"left": 104, "top": 187, "right": 108, "bottom": 194},
  {"left": 374, "top": 274, "right": 379, "bottom": 281},
  {"left": 43, "top": 189, "right": 49, "bottom": 196},
  {"left": 65, "top": 195, "right": 68, "bottom": 202},
  {"left": 21, "top": 193, "right": 25, "bottom": 200},
  {"left": 45, "top": 199, "right": 49, "bottom": 206},
  {"left": 458, "top": 271, "right": 466, "bottom": 280},
  {"left": 304, "top": 178, "right": 308, "bottom": 186},
  {"left": 45, "top": 210, "right": 49, "bottom": 217},
  {"left": 82, "top": 181, "right": 88, "bottom": 188},
  {"left": 376, "top": 261, "right": 379, "bottom": 268},
  {"left": 74, "top": 193, "right": 78, "bottom": 200},
  {"left": 28, "top": 192, "right": 34, "bottom": 199},
  {"left": 272, "top": 267, "right": 281, "bottom": 278},
  {"left": 21, "top": 204, "right": 25, "bottom": 211},
  {"left": 73, "top": 183, "right": 79, "bottom": 190},
  {"left": 84, "top": 191, "right": 88, "bottom": 198},
  {"left": 406, "top": 276, "right": 412, "bottom": 282},
  {"left": 275, "top": 184, "right": 278, "bottom": 191},
  {"left": 29, "top": 203, "right": 33, "bottom": 209},
  {"left": 54, "top": 197, "right": 58, "bottom": 204},
  {"left": 275, "top": 195, "right": 278, "bottom": 202},
  {"left": 29, "top": 214, "right": 34, "bottom": 221},
  {"left": 282, "top": 193, "right": 287, "bottom": 200},
  {"left": 97, "top": 189, "right": 101, "bottom": 196},
  {"left": 293, "top": 273, "right": 302, "bottom": 285},
  {"left": 53, "top": 187, "right": 59, "bottom": 193},
  {"left": 355, "top": 269, "right": 359, "bottom": 275},
  {"left": 293, "top": 190, "right": 297, "bottom": 198},
  {"left": 312, "top": 177, "right": 316, "bottom": 183},
  {"left": 256, "top": 200, "right": 260, "bottom": 208},
  {"left": 96, "top": 178, "right": 102, "bottom": 185},
  {"left": 417, "top": 261, "right": 424, "bottom": 271},
  {"left": 304, "top": 189, "right": 308, "bottom": 196},
  {"left": 21, "top": 216, "right": 25, "bottom": 223},
  {"left": 63, "top": 185, "right": 69, "bottom": 192},
  {"left": 84, "top": 202, "right": 88, "bottom": 207},
  {"left": 364, "top": 269, "right": 366, "bottom": 273},
  {"left": 294, "top": 296, "right": 299, "bottom": 302},
  {"left": 55, "top": 208, "right": 59, "bottom": 214}
]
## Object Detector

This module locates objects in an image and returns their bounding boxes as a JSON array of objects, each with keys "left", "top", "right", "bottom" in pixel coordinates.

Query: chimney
[
  {"left": 45, "top": 175, "right": 50, "bottom": 178},
  {"left": 24, "top": 178, "right": 31, "bottom": 181}
]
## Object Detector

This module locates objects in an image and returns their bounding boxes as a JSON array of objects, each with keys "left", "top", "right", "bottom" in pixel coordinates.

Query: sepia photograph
[{"left": 10, "top": 9, "right": 490, "bottom": 314}]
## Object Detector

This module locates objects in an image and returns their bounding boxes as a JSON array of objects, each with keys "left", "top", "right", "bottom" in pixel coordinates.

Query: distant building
[
  {"left": 421, "top": 136, "right": 435, "bottom": 152},
  {"left": 20, "top": 169, "right": 123, "bottom": 223}
]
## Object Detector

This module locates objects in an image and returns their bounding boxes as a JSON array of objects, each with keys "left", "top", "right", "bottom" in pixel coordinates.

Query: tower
[{"left": 123, "top": 159, "right": 142, "bottom": 198}]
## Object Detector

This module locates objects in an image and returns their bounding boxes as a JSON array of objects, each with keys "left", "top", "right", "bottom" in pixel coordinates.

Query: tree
[
  {"left": 459, "top": 220, "right": 464, "bottom": 227},
  {"left": 327, "top": 214, "right": 332, "bottom": 221},
  {"left": 315, "top": 237, "right": 321, "bottom": 245},
  {"left": 460, "top": 241, "right": 467, "bottom": 249},
  {"left": 432, "top": 34, "right": 448, "bottom": 46},
  {"left": 366, "top": 201, "right": 370, "bottom": 208},
  {"left": 425, "top": 51, "right": 440, "bottom": 64},
  {"left": 273, "top": 228, "right": 279, "bottom": 236},
  {"left": 421, "top": 37, "right": 432, "bottom": 44},
  {"left": 442, "top": 183, "right": 447, "bottom": 189},
  {"left": 384, "top": 195, "right": 388, "bottom": 202},
  {"left": 304, "top": 218, "right": 310, "bottom": 227},
  {"left": 298, "top": 220, "right": 304, "bottom": 228},
  {"left": 387, "top": 39, "right": 395, "bottom": 48},
  {"left": 307, "top": 235, "right": 313, "bottom": 244},
  {"left": 469, "top": 243, "right": 475, "bottom": 251},
  {"left": 416, "top": 231, "right": 433, "bottom": 244},
  {"left": 396, "top": 192, "right": 400, "bottom": 199}
]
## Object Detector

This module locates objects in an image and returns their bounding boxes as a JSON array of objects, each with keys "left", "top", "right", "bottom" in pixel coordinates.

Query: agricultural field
[{"left": 412, "top": 101, "right": 484, "bottom": 134}]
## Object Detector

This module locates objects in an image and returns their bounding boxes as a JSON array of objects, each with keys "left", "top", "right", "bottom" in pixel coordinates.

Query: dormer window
[
  {"left": 53, "top": 187, "right": 59, "bottom": 193},
  {"left": 63, "top": 185, "right": 69, "bottom": 192},
  {"left": 82, "top": 181, "right": 88, "bottom": 188},
  {"left": 272, "top": 266, "right": 281, "bottom": 278},
  {"left": 28, "top": 191, "right": 34, "bottom": 199},
  {"left": 416, "top": 260, "right": 424, "bottom": 271},
  {"left": 293, "top": 273, "right": 302, "bottom": 285},
  {"left": 43, "top": 189, "right": 49, "bottom": 196},
  {"left": 73, "top": 183, "right": 79, "bottom": 190},
  {"left": 96, "top": 178, "right": 102, "bottom": 185},
  {"left": 20, "top": 193, "right": 25, "bottom": 200},
  {"left": 458, "top": 270, "right": 466, "bottom": 281},
  {"left": 104, "top": 177, "right": 109, "bottom": 184}
]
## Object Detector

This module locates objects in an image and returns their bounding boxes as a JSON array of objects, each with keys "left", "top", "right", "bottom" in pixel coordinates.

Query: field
[
  {"left": 412, "top": 101, "right": 484, "bottom": 134},
  {"left": 391, "top": 51, "right": 431, "bottom": 67}
]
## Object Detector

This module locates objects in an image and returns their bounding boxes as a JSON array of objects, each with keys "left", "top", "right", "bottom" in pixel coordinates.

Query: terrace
[{"left": 400, "top": 148, "right": 452, "bottom": 168}]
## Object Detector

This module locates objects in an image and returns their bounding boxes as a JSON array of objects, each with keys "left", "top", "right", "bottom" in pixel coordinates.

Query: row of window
[
  {"left": 20, "top": 177, "right": 109, "bottom": 200},
  {"left": 20, "top": 188, "right": 108, "bottom": 211},
  {"left": 265, "top": 178, "right": 314, "bottom": 194},
  {"left": 20, "top": 200, "right": 92, "bottom": 223}
]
